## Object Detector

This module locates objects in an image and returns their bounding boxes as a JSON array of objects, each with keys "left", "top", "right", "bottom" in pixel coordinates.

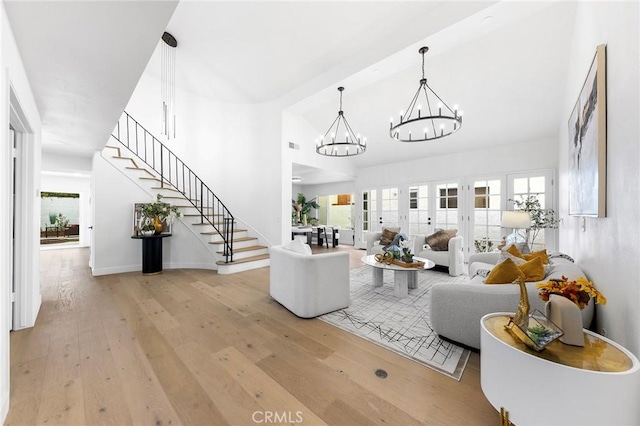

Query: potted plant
[
  {"left": 292, "top": 193, "right": 319, "bottom": 226},
  {"left": 510, "top": 195, "right": 560, "bottom": 247},
  {"left": 139, "top": 194, "right": 183, "bottom": 234}
]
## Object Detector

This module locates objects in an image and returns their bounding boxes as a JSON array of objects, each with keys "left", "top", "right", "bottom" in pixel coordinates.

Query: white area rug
[{"left": 319, "top": 266, "right": 471, "bottom": 380}]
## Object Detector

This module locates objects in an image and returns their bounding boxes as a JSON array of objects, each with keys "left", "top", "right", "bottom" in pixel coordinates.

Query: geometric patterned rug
[{"left": 319, "top": 265, "right": 471, "bottom": 380}]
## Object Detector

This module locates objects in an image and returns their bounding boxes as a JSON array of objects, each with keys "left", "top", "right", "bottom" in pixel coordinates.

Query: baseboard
[
  {"left": 91, "top": 265, "right": 140, "bottom": 276},
  {"left": 165, "top": 262, "right": 217, "bottom": 270},
  {"left": 0, "top": 390, "right": 8, "bottom": 425},
  {"left": 91, "top": 263, "right": 217, "bottom": 276}
]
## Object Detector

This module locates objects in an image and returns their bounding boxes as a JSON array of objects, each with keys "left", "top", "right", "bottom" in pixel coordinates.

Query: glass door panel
[
  {"left": 508, "top": 171, "right": 555, "bottom": 252},
  {"left": 408, "top": 184, "right": 431, "bottom": 236},
  {"left": 360, "top": 189, "right": 377, "bottom": 248},
  {"left": 472, "top": 178, "right": 504, "bottom": 253},
  {"left": 434, "top": 182, "right": 459, "bottom": 231},
  {"left": 380, "top": 187, "right": 399, "bottom": 228}
]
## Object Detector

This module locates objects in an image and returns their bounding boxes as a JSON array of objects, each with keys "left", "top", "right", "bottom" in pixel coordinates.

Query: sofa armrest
[
  {"left": 468, "top": 252, "right": 501, "bottom": 266},
  {"left": 412, "top": 234, "right": 426, "bottom": 254},
  {"left": 430, "top": 280, "right": 546, "bottom": 350},
  {"left": 366, "top": 231, "right": 383, "bottom": 255},
  {"left": 447, "top": 236, "right": 464, "bottom": 276}
]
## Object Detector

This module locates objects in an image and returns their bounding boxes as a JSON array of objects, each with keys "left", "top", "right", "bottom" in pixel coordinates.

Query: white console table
[{"left": 481, "top": 313, "right": 640, "bottom": 426}]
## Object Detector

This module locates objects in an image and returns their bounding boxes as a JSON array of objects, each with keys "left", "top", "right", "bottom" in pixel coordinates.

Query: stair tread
[
  {"left": 201, "top": 229, "right": 246, "bottom": 235},
  {"left": 151, "top": 187, "right": 180, "bottom": 192},
  {"left": 208, "top": 236, "right": 257, "bottom": 244},
  {"left": 217, "top": 245, "right": 267, "bottom": 254},
  {"left": 216, "top": 254, "right": 269, "bottom": 266},
  {"left": 140, "top": 177, "right": 162, "bottom": 181}
]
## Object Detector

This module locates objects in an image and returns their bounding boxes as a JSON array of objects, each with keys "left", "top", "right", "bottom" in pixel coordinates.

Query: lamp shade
[{"left": 501, "top": 211, "right": 531, "bottom": 229}]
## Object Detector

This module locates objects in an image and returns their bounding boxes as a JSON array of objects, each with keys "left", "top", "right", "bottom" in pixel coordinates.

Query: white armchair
[
  {"left": 412, "top": 235, "right": 464, "bottom": 276},
  {"left": 269, "top": 245, "right": 350, "bottom": 318},
  {"left": 366, "top": 231, "right": 385, "bottom": 255}
]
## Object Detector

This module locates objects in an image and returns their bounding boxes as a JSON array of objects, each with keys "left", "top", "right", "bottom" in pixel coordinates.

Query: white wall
[
  {"left": 91, "top": 151, "right": 218, "bottom": 275},
  {"left": 558, "top": 1, "right": 640, "bottom": 355},
  {"left": 0, "top": 3, "right": 43, "bottom": 422},
  {"left": 125, "top": 73, "right": 283, "bottom": 247},
  {"left": 40, "top": 172, "right": 91, "bottom": 247},
  {"left": 355, "top": 137, "right": 558, "bottom": 188},
  {"left": 41, "top": 151, "right": 91, "bottom": 173}
]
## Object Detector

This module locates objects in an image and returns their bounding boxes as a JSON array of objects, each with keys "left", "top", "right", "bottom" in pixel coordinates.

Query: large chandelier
[
  {"left": 161, "top": 32, "right": 177, "bottom": 139},
  {"left": 316, "top": 87, "right": 366, "bottom": 157},
  {"left": 390, "top": 46, "right": 462, "bottom": 142}
]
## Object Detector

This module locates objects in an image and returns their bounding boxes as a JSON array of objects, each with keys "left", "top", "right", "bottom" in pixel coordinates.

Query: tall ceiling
[
  {"left": 295, "top": 1, "right": 577, "bottom": 174},
  {"left": 5, "top": 0, "right": 178, "bottom": 157},
  {"left": 5, "top": 0, "right": 577, "bottom": 182}
]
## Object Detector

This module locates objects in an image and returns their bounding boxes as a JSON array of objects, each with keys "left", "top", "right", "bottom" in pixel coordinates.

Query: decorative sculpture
[{"left": 512, "top": 277, "right": 530, "bottom": 330}]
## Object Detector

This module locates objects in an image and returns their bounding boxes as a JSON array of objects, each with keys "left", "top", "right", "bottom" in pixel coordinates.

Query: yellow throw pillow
[
  {"left": 505, "top": 244, "right": 525, "bottom": 259},
  {"left": 523, "top": 249, "right": 549, "bottom": 265},
  {"left": 518, "top": 256, "right": 545, "bottom": 282},
  {"left": 485, "top": 258, "right": 525, "bottom": 285}
]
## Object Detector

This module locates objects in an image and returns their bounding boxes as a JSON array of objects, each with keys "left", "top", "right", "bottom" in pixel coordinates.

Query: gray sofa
[{"left": 430, "top": 252, "right": 593, "bottom": 350}]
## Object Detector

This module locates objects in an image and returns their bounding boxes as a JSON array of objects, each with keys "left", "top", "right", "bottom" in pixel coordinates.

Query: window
[
  {"left": 472, "top": 179, "right": 502, "bottom": 253},
  {"left": 408, "top": 184, "right": 430, "bottom": 235}
]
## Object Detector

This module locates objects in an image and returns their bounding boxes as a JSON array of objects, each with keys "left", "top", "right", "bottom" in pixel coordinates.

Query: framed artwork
[
  {"left": 132, "top": 203, "right": 172, "bottom": 235},
  {"left": 568, "top": 44, "right": 607, "bottom": 217}
]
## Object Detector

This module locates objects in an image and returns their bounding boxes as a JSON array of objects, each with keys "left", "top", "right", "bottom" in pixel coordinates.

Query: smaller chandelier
[
  {"left": 390, "top": 46, "right": 462, "bottom": 142},
  {"left": 316, "top": 87, "right": 366, "bottom": 157}
]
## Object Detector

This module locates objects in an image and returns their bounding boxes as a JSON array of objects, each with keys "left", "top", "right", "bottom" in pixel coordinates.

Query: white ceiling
[
  {"left": 5, "top": 0, "right": 178, "bottom": 157},
  {"left": 294, "top": 1, "right": 578, "bottom": 175},
  {"left": 5, "top": 0, "right": 578, "bottom": 183}
]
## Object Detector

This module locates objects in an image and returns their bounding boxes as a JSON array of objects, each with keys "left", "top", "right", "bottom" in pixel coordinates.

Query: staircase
[{"left": 104, "top": 112, "right": 269, "bottom": 274}]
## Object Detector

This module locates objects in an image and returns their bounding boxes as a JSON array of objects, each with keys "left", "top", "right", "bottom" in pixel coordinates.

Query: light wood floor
[{"left": 7, "top": 246, "right": 498, "bottom": 425}]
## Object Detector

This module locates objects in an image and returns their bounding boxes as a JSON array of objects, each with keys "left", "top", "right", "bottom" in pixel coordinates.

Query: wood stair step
[
  {"left": 208, "top": 236, "right": 256, "bottom": 245},
  {"left": 217, "top": 245, "right": 266, "bottom": 255},
  {"left": 163, "top": 196, "right": 199, "bottom": 202},
  {"left": 126, "top": 166, "right": 153, "bottom": 173},
  {"left": 200, "top": 229, "right": 246, "bottom": 235},
  {"left": 140, "top": 176, "right": 162, "bottom": 182},
  {"left": 151, "top": 186, "right": 180, "bottom": 192},
  {"left": 112, "top": 156, "right": 138, "bottom": 167},
  {"left": 216, "top": 254, "right": 269, "bottom": 266}
]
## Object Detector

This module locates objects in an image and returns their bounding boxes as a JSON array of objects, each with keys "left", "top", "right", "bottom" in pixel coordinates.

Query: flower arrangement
[
  {"left": 537, "top": 275, "right": 607, "bottom": 310},
  {"left": 141, "top": 194, "right": 182, "bottom": 220}
]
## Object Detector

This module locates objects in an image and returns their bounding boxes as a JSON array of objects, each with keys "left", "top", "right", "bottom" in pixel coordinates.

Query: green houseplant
[
  {"left": 292, "top": 193, "right": 319, "bottom": 226},
  {"left": 510, "top": 195, "right": 560, "bottom": 247},
  {"left": 139, "top": 194, "right": 182, "bottom": 234}
]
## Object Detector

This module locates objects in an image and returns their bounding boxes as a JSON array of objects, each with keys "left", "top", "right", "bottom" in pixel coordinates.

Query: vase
[
  {"left": 153, "top": 215, "right": 164, "bottom": 235},
  {"left": 545, "top": 294, "right": 584, "bottom": 346},
  {"left": 301, "top": 213, "right": 307, "bottom": 226}
]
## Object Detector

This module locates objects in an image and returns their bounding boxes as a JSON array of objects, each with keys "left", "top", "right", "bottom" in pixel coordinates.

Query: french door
[{"left": 507, "top": 171, "right": 555, "bottom": 252}]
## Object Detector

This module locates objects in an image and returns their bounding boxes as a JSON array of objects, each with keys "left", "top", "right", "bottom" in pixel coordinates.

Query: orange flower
[{"left": 537, "top": 275, "right": 606, "bottom": 310}]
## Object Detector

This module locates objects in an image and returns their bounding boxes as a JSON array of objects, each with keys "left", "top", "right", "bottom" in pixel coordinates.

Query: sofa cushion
[
  {"left": 283, "top": 238, "right": 312, "bottom": 255},
  {"left": 426, "top": 229, "right": 457, "bottom": 251},
  {"left": 506, "top": 245, "right": 549, "bottom": 264},
  {"left": 524, "top": 249, "right": 549, "bottom": 265},
  {"left": 485, "top": 258, "right": 525, "bottom": 284},
  {"left": 380, "top": 227, "right": 400, "bottom": 246},
  {"left": 519, "top": 257, "right": 545, "bottom": 282}
]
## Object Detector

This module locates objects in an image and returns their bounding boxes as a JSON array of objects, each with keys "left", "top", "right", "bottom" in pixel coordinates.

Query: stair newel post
[{"left": 223, "top": 216, "right": 233, "bottom": 263}]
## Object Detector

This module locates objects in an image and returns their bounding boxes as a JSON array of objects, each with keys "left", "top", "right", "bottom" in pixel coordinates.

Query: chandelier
[
  {"left": 390, "top": 46, "right": 462, "bottom": 142},
  {"left": 316, "top": 87, "right": 366, "bottom": 157},
  {"left": 161, "top": 32, "right": 177, "bottom": 139}
]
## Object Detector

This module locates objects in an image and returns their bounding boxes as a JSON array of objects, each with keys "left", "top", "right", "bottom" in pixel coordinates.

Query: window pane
[
  {"left": 513, "top": 178, "right": 528, "bottom": 194},
  {"left": 530, "top": 176, "right": 545, "bottom": 193}
]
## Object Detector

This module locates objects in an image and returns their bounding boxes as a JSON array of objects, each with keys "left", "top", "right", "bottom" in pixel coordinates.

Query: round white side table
[{"left": 481, "top": 313, "right": 640, "bottom": 426}]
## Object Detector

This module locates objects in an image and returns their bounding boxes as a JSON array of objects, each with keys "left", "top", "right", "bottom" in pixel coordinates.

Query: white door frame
[{"left": 9, "top": 86, "right": 39, "bottom": 330}]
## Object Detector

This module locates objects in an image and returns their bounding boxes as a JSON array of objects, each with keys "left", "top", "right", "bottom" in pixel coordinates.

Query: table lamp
[{"left": 501, "top": 211, "right": 531, "bottom": 248}]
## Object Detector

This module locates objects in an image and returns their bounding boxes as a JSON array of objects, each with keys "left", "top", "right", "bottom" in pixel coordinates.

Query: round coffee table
[{"left": 361, "top": 255, "right": 435, "bottom": 298}]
